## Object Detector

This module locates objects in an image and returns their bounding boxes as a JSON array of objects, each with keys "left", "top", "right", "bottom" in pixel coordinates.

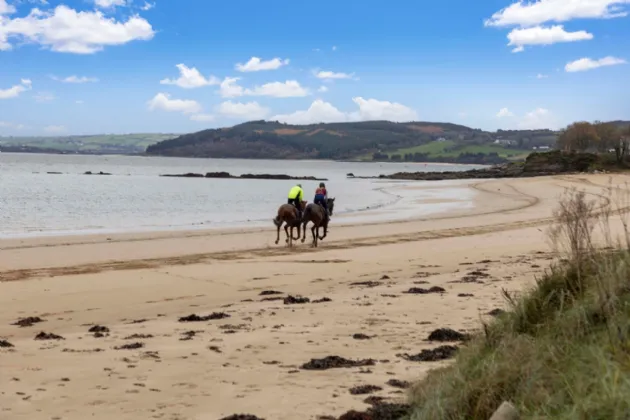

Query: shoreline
[
  {"left": 3, "top": 173, "right": 630, "bottom": 419},
  {"left": 0, "top": 179, "right": 475, "bottom": 241}
]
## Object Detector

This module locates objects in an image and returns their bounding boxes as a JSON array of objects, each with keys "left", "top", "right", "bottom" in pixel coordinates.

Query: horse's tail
[{"left": 273, "top": 213, "right": 282, "bottom": 227}]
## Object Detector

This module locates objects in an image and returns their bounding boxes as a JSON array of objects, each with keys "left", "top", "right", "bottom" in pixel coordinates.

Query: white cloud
[
  {"left": 246, "top": 80, "right": 309, "bottom": 97},
  {"left": 536, "top": 73, "right": 549, "bottom": 78},
  {"left": 518, "top": 108, "right": 554, "bottom": 129},
  {"left": 318, "top": 86, "right": 328, "bottom": 92},
  {"left": 272, "top": 100, "right": 348, "bottom": 125},
  {"left": 0, "top": 121, "right": 25, "bottom": 130},
  {"left": 51, "top": 75, "right": 99, "bottom": 83},
  {"left": 190, "top": 113, "right": 215, "bottom": 122},
  {"left": 315, "top": 70, "right": 356, "bottom": 80},
  {"left": 485, "top": 0, "right": 630, "bottom": 27},
  {"left": 141, "top": 2, "right": 155, "bottom": 11},
  {"left": 217, "top": 77, "right": 245, "bottom": 98},
  {"left": 0, "top": 78, "right": 32, "bottom": 99},
  {"left": 507, "top": 25, "right": 593, "bottom": 52},
  {"left": 0, "top": 0, "right": 16, "bottom": 15},
  {"left": 271, "top": 97, "right": 417, "bottom": 125},
  {"left": 235, "top": 57, "right": 290, "bottom": 72},
  {"left": 351, "top": 97, "right": 417, "bottom": 122},
  {"left": 147, "top": 93, "right": 202, "bottom": 114},
  {"left": 160, "top": 64, "right": 220, "bottom": 89},
  {"left": 94, "top": 0, "right": 126, "bottom": 8},
  {"left": 34, "top": 91, "right": 55, "bottom": 102},
  {"left": 75, "top": 100, "right": 84, "bottom": 104},
  {"left": 496, "top": 108, "right": 515, "bottom": 118},
  {"left": 332, "top": 45, "right": 337, "bottom": 51},
  {"left": 565, "top": 56, "right": 627, "bottom": 72},
  {"left": 0, "top": 5, "right": 154, "bottom": 54},
  {"left": 217, "top": 101, "right": 269, "bottom": 119},
  {"left": 44, "top": 125, "right": 66, "bottom": 133}
]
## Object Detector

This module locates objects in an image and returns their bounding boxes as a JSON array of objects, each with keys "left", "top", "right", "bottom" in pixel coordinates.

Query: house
[{"left": 494, "top": 139, "right": 517, "bottom": 146}]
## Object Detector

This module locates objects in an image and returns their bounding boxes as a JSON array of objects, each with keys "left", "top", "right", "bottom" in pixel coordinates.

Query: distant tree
[
  {"left": 557, "top": 122, "right": 599, "bottom": 152},
  {"left": 593, "top": 121, "right": 619, "bottom": 151}
]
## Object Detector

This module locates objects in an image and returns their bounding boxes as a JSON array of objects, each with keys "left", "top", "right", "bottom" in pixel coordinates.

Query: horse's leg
[
  {"left": 292, "top": 221, "right": 300, "bottom": 240},
  {"left": 319, "top": 222, "right": 328, "bottom": 240},
  {"left": 301, "top": 221, "right": 307, "bottom": 243},
  {"left": 311, "top": 225, "right": 316, "bottom": 247},
  {"left": 284, "top": 224, "right": 290, "bottom": 246},
  {"left": 275, "top": 221, "right": 281, "bottom": 245}
]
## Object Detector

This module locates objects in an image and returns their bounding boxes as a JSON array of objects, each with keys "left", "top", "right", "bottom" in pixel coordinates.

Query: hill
[
  {"left": 0, "top": 133, "right": 178, "bottom": 155},
  {"left": 146, "top": 120, "right": 557, "bottom": 164}
]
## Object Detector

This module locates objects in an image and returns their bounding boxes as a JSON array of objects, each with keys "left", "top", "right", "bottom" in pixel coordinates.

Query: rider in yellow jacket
[{"left": 287, "top": 184, "right": 304, "bottom": 216}]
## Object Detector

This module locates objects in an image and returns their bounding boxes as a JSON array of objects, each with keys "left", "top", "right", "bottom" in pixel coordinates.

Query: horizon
[{"left": 1, "top": 0, "right": 629, "bottom": 137}]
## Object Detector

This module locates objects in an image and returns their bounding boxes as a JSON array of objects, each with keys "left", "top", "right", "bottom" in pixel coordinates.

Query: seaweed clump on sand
[{"left": 301, "top": 356, "right": 376, "bottom": 370}]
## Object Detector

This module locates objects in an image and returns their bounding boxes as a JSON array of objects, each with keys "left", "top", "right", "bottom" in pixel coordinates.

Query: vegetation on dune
[{"left": 406, "top": 186, "right": 630, "bottom": 420}]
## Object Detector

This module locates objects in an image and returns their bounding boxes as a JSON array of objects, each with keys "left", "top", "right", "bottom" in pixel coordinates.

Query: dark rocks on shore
[
  {"left": 84, "top": 171, "right": 112, "bottom": 175},
  {"left": 161, "top": 171, "right": 327, "bottom": 181},
  {"left": 355, "top": 151, "right": 603, "bottom": 182}
]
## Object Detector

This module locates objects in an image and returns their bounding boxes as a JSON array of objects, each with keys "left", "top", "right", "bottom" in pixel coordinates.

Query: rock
[
  {"left": 160, "top": 172, "right": 327, "bottom": 181},
  {"left": 301, "top": 356, "right": 376, "bottom": 370},
  {"left": 397, "top": 345, "right": 459, "bottom": 362},
  {"left": 489, "top": 401, "right": 520, "bottom": 420},
  {"left": 84, "top": 171, "right": 112, "bottom": 175}
]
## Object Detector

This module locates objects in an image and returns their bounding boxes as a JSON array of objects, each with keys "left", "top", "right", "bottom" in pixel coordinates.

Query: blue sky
[{"left": 0, "top": 0, "right": 629, "bottom": 136}]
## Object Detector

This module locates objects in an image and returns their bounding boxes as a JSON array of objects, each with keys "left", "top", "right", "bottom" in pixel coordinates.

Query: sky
[{"left": 0, "top": 0, "right": 629, "bottom": 136}]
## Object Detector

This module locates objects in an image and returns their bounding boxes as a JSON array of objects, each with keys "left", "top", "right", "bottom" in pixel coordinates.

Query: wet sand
[{"left": 1, "top": 173, "right": 629, "bottom": 420}]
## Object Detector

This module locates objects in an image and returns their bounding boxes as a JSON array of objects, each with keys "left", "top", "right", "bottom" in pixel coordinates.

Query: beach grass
[{"left": 406, "top": 185, "right": 630, "bottom": 420}]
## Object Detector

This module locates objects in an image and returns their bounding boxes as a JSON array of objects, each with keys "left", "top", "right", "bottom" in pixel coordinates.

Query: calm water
[{"left": 0, "top": 153, "right": 485, "bottom": 238}]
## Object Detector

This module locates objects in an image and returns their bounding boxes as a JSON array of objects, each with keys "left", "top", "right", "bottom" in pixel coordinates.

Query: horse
[
  {"left": 301, "top": 198, "right": 335, "bottom": 247},
  {"left": 273, "top": 200, "right": 307, "bottom": 247}
]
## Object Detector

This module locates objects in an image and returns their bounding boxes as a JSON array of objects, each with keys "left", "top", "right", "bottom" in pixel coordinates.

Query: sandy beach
[{"left": 2, "top": 173, "right": 629, "bottom": 420}]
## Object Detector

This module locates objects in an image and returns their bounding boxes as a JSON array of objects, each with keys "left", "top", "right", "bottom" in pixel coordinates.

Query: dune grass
[{"left": 406, "top": 185, "right": 630, "bottom": 420}]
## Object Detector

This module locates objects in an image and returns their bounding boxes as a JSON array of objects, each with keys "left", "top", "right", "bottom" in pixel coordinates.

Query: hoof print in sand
[
  {"left": 349, "top": 385, "right": 382, "bottom": 395},
  {"left": 114, "top": 342, "right": 144, "bottom": 350},
  {"left": 404, "top": 286, "right": 445, "bottom": 294},
  {"left": 219, "top": 415, "right": 265, "bottom": 420},
  {"left": 427, "top": 328, "right": 470, "bottom": 342},
  {"left": 34, "top": 332, "right": 64, "bottom": 341},
  {"left": 398, "top": 345, "right": 459, "bottom": 362},
  {"left": 350, "top": 281, "right": 382, "bottom": 288},
  {"left": 12, "top": 317, "right": 44, "bottom": 327},
  {"left": 1, "top": 339, "right": 15, "bottom": 348},
  {"left": 178, "top": 313, "right": 230, "bottom": 322},
  {"left": 283, "top": 295, "right": 310, "bottom": 305},
  {"left": 301, "top": 356, "right": 376, "bottom": 370}
]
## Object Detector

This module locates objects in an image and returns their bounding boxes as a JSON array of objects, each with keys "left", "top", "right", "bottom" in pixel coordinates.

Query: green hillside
[
  {"left": 146, "top": 120, "right": 559, "bottom": 164},
  {"left": 0, "top": 133, "right": 177, "bottom": 155}
]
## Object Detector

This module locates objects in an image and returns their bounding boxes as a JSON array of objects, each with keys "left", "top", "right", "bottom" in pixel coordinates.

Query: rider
[
  {"left": 287, "top": 183, "right": 304, "bottom": 217},
  {"left": 314, "top": 182, "right": 330, "bottom": 221}
]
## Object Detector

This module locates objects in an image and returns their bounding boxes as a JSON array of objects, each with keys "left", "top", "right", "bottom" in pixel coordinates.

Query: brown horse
[
  {"left": 301, "top": 198, "right": 335, "bottom": 247},
  {"left": 273, "top": 200, "right": 306, "bottom": 247}
]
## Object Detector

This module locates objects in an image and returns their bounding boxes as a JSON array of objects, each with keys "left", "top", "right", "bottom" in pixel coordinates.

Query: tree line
[{"left": 557, "top": 121, "right": 630, "bottom": 164}]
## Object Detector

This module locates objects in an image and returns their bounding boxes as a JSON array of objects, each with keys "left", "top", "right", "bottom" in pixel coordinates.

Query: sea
[{"left": 0, "top": 153, "right": 485, "bottom": 238}]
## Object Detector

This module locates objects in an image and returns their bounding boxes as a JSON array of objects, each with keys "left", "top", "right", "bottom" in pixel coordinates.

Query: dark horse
[
  {"left": 301, "top": 198, "right": 335, "bottom": 247},
  {"left": 273, "top": 200, "right": 306, "bottom": 247}
]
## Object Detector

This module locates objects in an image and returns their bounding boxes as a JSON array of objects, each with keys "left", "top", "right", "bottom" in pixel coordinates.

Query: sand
[{"left": 2, "top": 173, "right": 629, "bottom": 420}]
